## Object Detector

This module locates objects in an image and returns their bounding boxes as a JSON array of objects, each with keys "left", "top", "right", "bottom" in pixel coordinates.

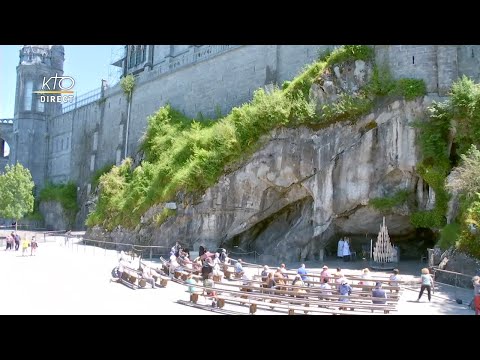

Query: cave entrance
[{"left": 226, "top": 196, "right": 314, "bottom": 262}]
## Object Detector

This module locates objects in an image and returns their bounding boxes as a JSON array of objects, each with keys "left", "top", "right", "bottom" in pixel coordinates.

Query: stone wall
[
  {"left": 39, "top": 200, "right": 70, "bottom": 231},
  {"left": 43, "top": 45, "right": 478, "bottom": 232}
]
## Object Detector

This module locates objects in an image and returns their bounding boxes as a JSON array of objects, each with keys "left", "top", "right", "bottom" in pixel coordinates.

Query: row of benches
[
  {"left": 177, "top": 280, "right": 398, "bottom": 315},
  {"left": 118, "top": 265, "right": 170, "bottom": 289}
]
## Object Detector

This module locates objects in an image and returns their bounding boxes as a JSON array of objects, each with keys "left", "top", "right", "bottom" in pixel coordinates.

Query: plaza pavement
[{"left": 0, "top": 231, "right": 475, "bottom": 315}]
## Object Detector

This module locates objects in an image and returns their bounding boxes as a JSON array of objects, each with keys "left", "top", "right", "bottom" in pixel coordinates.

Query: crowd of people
[{"left": 4, "top": 232, "right": 38, "bottom": 256}]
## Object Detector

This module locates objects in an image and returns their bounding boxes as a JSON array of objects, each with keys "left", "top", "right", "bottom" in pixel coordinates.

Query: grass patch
[{"left": 369, "top": 189, "right": 410, "bottom": 211}]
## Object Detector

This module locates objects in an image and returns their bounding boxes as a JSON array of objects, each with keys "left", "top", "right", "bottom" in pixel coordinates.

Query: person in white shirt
[
  {"left": 142, "top": 265, "right": 156, "bottom": 289},
  {"left": 337, "top": 238, "right": 344, "bottom": 259}
]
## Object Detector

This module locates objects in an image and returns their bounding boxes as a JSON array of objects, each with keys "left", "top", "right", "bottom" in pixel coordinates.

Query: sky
[{"left": 0, "top": 45, "right": 124, "bottom": 119}]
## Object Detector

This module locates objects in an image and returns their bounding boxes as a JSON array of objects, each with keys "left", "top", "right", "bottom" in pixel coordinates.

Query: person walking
[
  {"left": 416, "top": 268, "right": 434, "bottom": 302},
  {"left": 30, "top": 236, "right": 38, "bottom": 256}
]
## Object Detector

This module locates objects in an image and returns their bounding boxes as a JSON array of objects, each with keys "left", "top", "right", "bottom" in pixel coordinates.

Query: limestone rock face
[
  {"left": 86, "top": 61, "right": 435, "bottom": 262},
  {"left": 87, "top": 97, "right": 433, "bottom": 262}
]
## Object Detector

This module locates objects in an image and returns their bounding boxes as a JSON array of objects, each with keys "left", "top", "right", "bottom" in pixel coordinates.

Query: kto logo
[{"left": 33, "top": 73, "right": 75, "bottom": 104}]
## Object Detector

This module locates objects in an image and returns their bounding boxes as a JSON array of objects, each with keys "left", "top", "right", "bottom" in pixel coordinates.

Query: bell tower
[{"left": 12, "top": 45, "right": 65, "bottom": 190}]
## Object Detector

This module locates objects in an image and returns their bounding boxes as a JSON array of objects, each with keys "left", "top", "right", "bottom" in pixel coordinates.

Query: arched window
[{"left": 24, "top": 80, "right": 33, "bottom": 111}]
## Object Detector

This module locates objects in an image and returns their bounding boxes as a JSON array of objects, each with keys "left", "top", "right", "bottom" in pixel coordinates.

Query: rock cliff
[{"left": 87, "top": 60, "right": 436, "bottom": 262}]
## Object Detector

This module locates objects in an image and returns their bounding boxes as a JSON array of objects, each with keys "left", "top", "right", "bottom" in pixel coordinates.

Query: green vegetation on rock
[
  {"left": 369, "top": 190, "right": 410, "bottom": 211},
  {"left": 412, "top": 76, "right": 480, "bottom": 257},
  {"left": 86, "top": 45, "right": 427, "bottom": 231},
  {"left": 39, "top": 182, "right": 78, "bottom": 226}
]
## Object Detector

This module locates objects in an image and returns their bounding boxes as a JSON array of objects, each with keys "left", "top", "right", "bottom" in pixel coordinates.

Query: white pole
[
  {"left": 370, "top": 239, "right": 373, "bottom": 261},
  {"left": 124, "top": 92, "right": 132, "bottom": 159}
]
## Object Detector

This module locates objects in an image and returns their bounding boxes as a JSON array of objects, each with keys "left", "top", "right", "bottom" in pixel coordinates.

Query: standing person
[
  {"left": 13, "top": 232, "right": 20, "bottom": 251},
  {"left": 342, "top": 238, "right": 351, "bottom": 262},
  {"left": 5, "top": 234, "right": 13, "bottom": 250},
  {"left": 337, "top": 238, "right": 344, "bottom": 259},
  {"left": 471, "top": 276, "right": 480, "bottom": 313},
  {"left": 416, "top": 268, "right": 434, "bottom": 302},
  {"left": 21, "top": 237, "right": 29, "bottom": 256},
  {"left": 30, "top": 236, "right": 38, "bottom": 256}
]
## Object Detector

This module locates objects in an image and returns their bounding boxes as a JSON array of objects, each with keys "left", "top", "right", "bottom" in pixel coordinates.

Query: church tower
[{"left": 12, "top": 45, "right": 65, "bottom": 191}]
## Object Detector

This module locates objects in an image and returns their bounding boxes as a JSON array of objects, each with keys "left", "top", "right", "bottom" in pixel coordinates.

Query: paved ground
[{"left": 0, "top": 231, "right": 475, "bottom": 315}]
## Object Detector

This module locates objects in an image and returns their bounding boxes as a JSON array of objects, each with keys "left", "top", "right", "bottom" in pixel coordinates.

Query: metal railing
[
  {"left": 144, "top": 45, "right": 241, "bottom": 81},
  {"left": 430, "top": 267, "right": 476, "bottom": 289},
  {"left": 62, "top": 88, "right": 102, "bottom": 114},
  {"left": 60, "top": 234, "right": 170, "bottom": 261}
]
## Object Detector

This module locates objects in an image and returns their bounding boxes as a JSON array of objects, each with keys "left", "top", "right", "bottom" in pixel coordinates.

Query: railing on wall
[
  {"left": 59, "top": 45, "right": 240, "bottom": 116},
  {"left": 62, "top": 88, "right": 102, "bottom": 114},
  {"left": 153, "top": 45, "right": 241, "bottom": 77}
]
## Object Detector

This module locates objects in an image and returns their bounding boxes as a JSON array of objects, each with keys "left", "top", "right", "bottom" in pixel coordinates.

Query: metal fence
[
  {"left": 431, "top": 267, "right": 476, "bottom": 289},
  {"left": 62, "top": 88, "right": 102, "bottom": 114},
  {"left": 62, "top": 234, "right": 170, "bottom": 261}
]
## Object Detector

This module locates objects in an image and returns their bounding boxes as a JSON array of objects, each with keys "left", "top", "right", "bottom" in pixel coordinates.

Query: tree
[
  {"left": 446, "top": 144, "right": 480, "bottom": 199},
  {"left": 0, "top": 163, "right": 35, "bottom": 232}
]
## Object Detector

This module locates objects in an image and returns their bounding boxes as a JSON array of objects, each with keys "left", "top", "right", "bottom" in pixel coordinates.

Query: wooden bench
[
  {"left": 119, "top": 267, "right": 144, "bottom": 289},
  {"left": 153, "top": 274, "right": 170, "bottom": 287},
  {"left": 214, "top": 282, "right": 399, "bottom": 314}
]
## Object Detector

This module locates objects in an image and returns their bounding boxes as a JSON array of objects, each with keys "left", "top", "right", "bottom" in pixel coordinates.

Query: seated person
[
  {"left": 204, "top": 273, "right": 218, "bottom": 307},
  {"left": 292, "top": 275, "right": 305, "bottom": 287},
  {"left": 169, "top": 255, "right": 181, "bottom": 276},
  {"left": 274, "top": 268, "right": 286, "bottom": 291},
  {"left": 261, "top": 265, "right": 270, "bottom": 283},
  {"left": 203, "top": 273, "right": 217, "bottom": 297},
  {"left": 181, "top": 254, "right": 193, "bottom": 269},
  {"left": 389, "top": 269, "right": 400, "bottom": 292},
  {"left": 338, "top": 279, "right": 352, "bottom": 309},
  {"left": 186, "top": 274, "right": 198, "bottom": 294},
  {"left": 297, "top": 264, "right": 309, "bottom": 284},
  {"left": 142, "top": 265, "right": 156, "bottom": 289},
  {"left": 265, "top": 272, "right": 276, "bottom": 289},
  {"left": 234, "top": 259, "right": 245, "bottom": 277},
  {"left": 212, "top": 261, "right": 224, "bottom": 282},
  {"left": 359, "top": 268, "right": 374, "bottom": 293},
  {"left": 241, "top": 273, "right": 252, "bottom": 286},
  {"left": 320, "top": 265, "right": 331, "bottom": 283},
  {"left": 193, "top": 257, "right": 203, "bottom": 272},
  {"left": 372, "top": 282, "right": 387, "bottom": 304},
  {"left": 319, "top": 278, "right": 332, "bottom": 300},
  {"left": 280, "top": 263, "right": 289, "bottom": 278},
  {"left": 219, "top": 249, "right": 228, "bottom": 263},
  {"left": 292, "top": 275, "right": 307, "bottom": 297}
]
